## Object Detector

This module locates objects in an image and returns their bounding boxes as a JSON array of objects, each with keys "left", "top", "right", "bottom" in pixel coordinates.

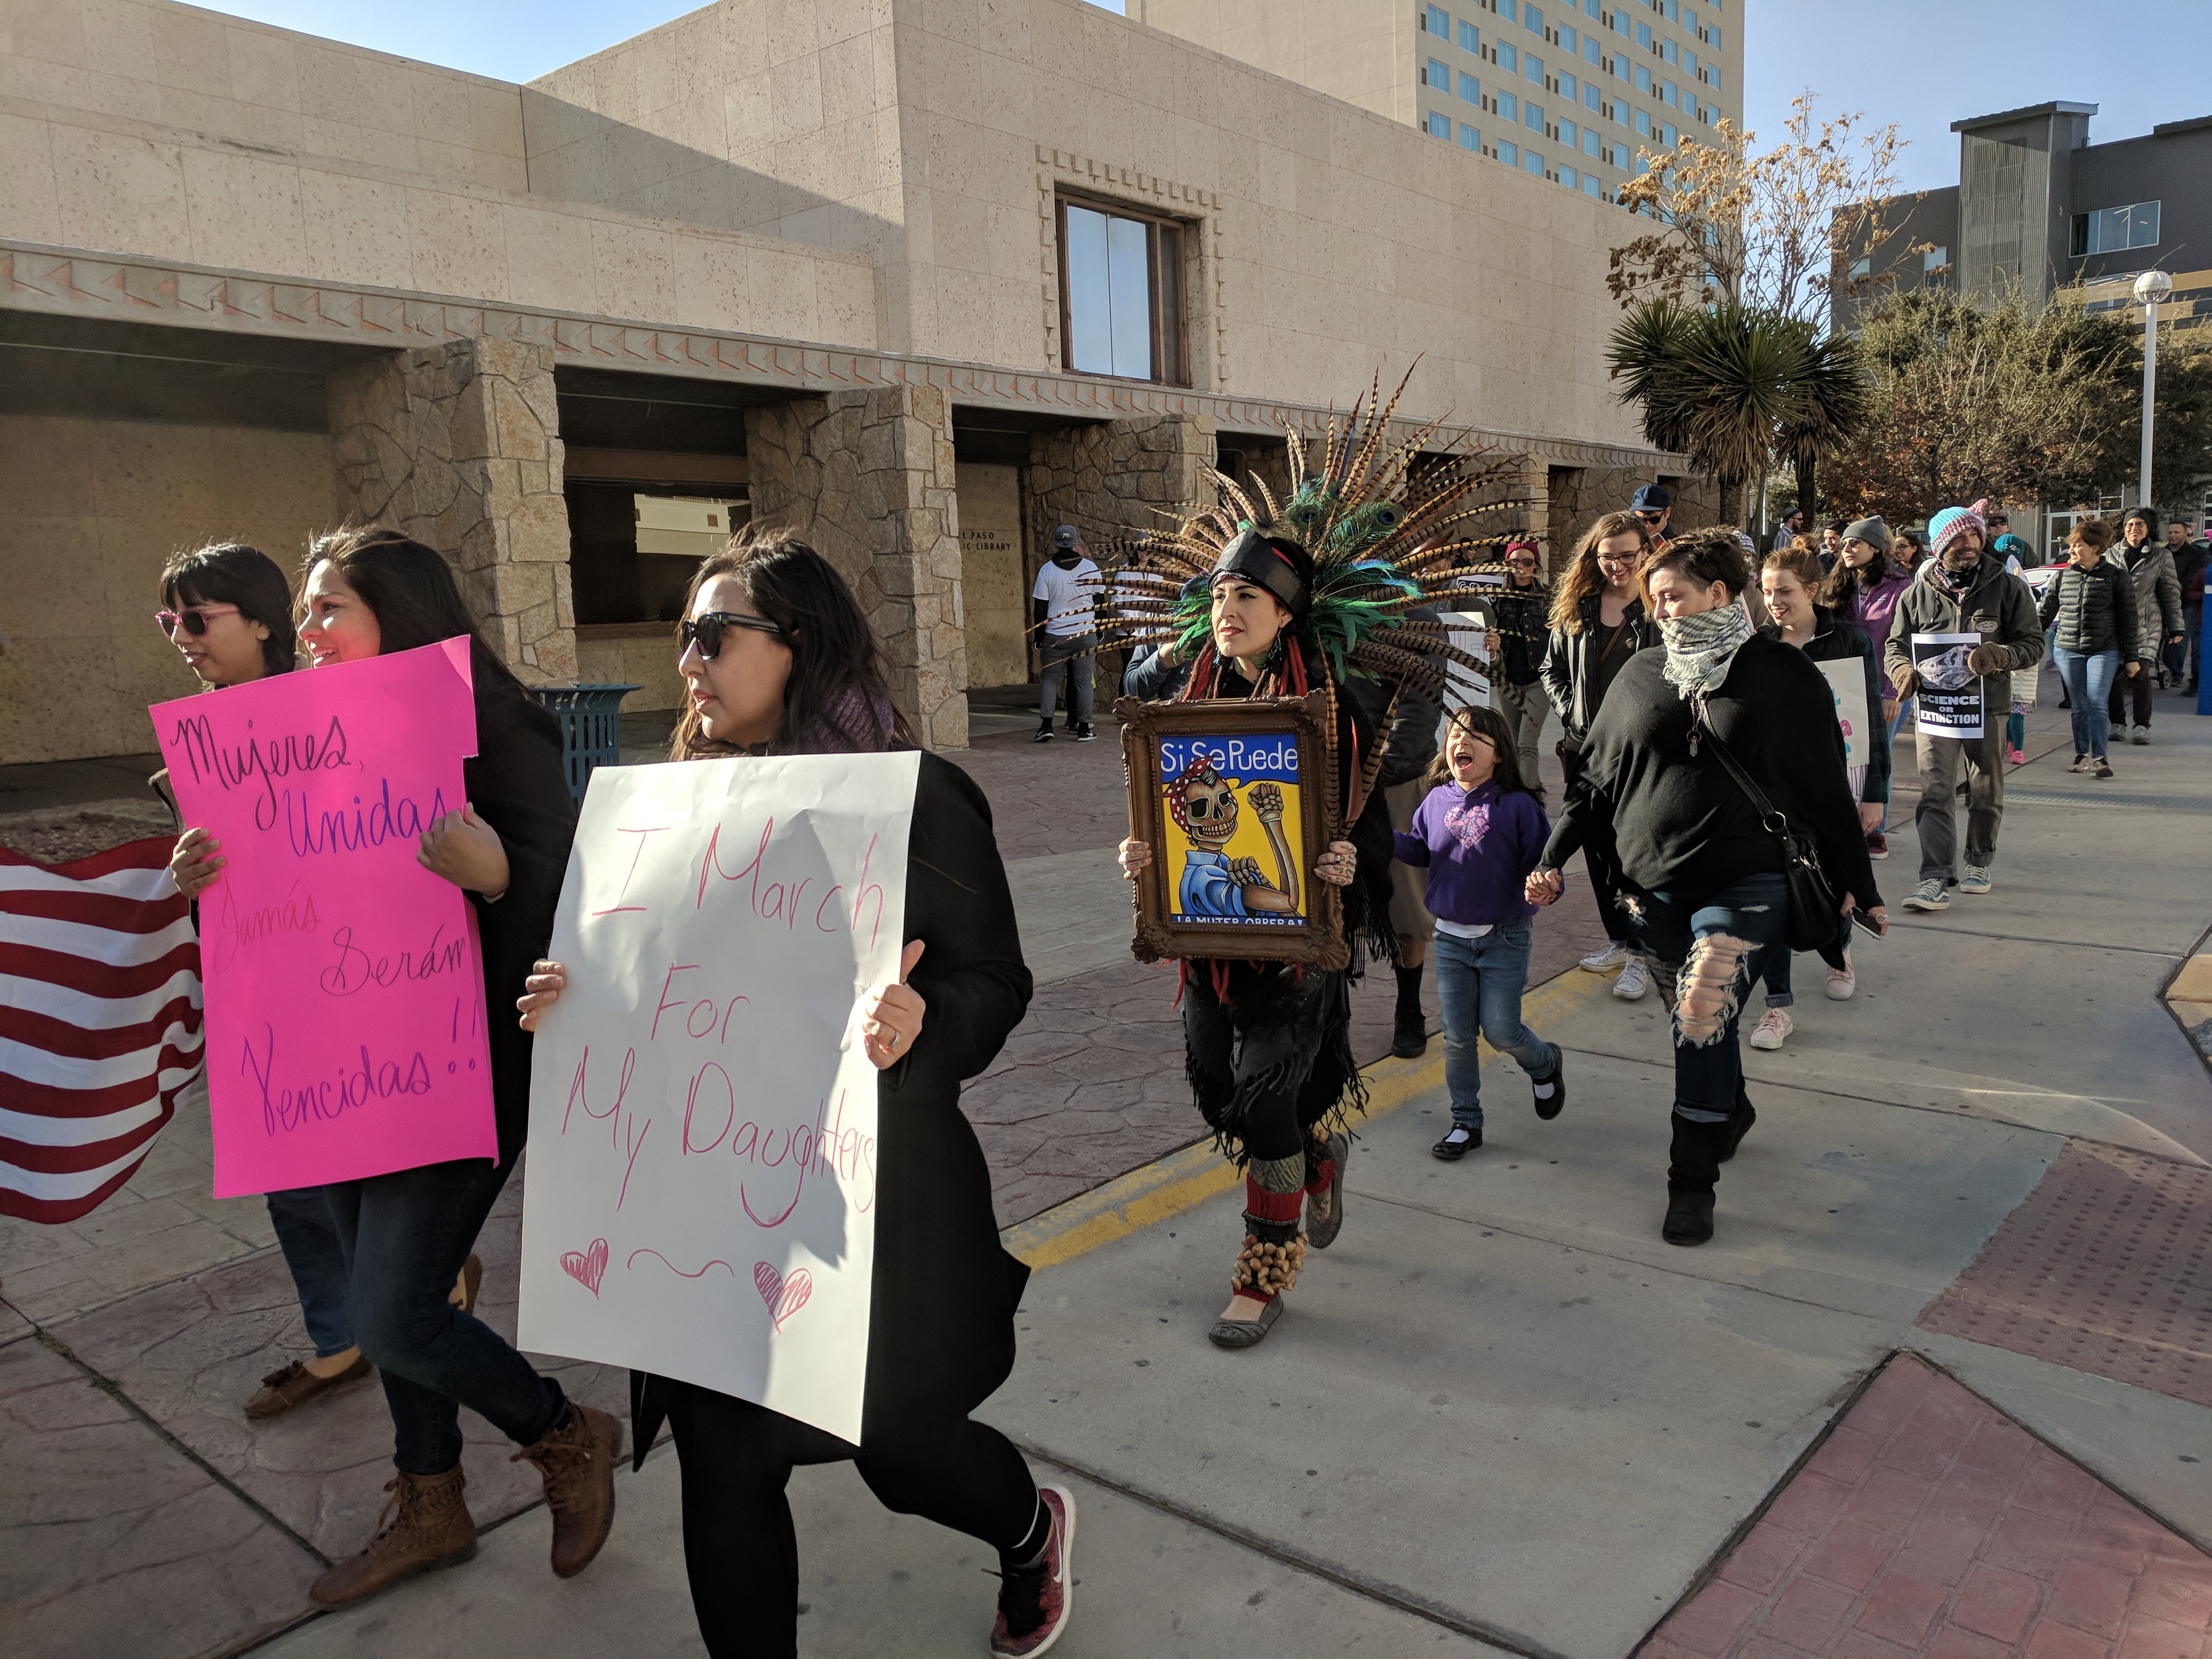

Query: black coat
[
  {"left": 1543, "top": 636, "right": 1880, "bottom": 914},
  {"left": 1761, "top": 607, "right": 1892, "bottom": 805},
  {"left": 634, "top": 752, "right": 1034, "bottom": 1462},
  {"left": 1540, "top": 591, "right": 1656, "bottom": 746},
  {"left": 2037, "top": 559, "right": 2140, "bottom": 658},
  {"left": 464, "top": 676, "right": 578, "bottom": 1159}
]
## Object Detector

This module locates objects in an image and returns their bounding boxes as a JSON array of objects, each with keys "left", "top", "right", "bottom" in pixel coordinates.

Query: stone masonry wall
[
  {"left": 1027, "top": 415, "right": 1217, "bottom": 556},
  {"left": 326, "top": 338, "right": 578, "bottom": 683},
  {"left": 743, "top": 388, "right": 968, "bottom": 751}
]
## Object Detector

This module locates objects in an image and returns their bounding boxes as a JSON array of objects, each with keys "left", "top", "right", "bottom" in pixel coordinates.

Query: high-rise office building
[{"left": 1132, "top": 0, "right": 1744, "bottom": 203}]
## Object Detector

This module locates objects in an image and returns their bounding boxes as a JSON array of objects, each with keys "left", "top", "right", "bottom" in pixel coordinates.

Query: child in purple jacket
[{"left": 1394, "top": 705, "right": 1564, "bottom": 1160}]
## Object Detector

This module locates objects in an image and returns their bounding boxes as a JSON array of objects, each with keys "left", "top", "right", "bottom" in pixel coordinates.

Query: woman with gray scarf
[{"left": 1526, "top": 532, "right": 1885, "bottom": 1246}]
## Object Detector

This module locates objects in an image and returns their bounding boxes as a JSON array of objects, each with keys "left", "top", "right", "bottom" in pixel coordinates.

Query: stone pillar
[
  {"left": 743, "top": 386, "right": 968, "bottom": 751},
  {"left": 1026, "top": 413, "right": 1217, "bottom": 547},
  {"left": 326, "top": 338, "right": 577, "bottom": 682}
]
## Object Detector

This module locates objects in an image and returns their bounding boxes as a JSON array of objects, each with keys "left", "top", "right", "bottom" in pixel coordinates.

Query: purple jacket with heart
[{"left": 1392, "top": 780, "right": 1549, "bottom": 926}]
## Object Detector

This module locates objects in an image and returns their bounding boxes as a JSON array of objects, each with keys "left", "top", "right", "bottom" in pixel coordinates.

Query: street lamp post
[{"left": 2135, "top": 269, "right": 2172, "bottom": 513}]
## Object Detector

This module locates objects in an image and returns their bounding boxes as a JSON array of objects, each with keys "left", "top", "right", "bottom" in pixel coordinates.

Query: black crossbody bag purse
[{"left": 1698, "top": 727, "right": 1843, "bottom": 954}]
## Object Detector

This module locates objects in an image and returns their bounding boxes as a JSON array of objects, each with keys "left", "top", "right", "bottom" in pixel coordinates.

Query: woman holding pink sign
[
  {"left": 275, "top": 527, "right": 620, "bottom": 1610},
  {"left": 515, "top": 528, "right": 1074, "bottom": 1659}
]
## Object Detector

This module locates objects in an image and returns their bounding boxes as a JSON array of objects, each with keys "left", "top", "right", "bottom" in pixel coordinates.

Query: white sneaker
[
  {"left": 1749, "top": 1007, "right": 1793, "bottom": 1049},
  {"left": 1958, "top": 866, "right": 1992, "bottom": 895},
  {"left": 1580, "top": 941, "right": 1628, "bottom": 973},
  {"left": 1825, "top": 961, "right": 1857, "bottom": 1001},
  {"left": 1612, "top": 956, "right": 1650, "bottom": 1000}
]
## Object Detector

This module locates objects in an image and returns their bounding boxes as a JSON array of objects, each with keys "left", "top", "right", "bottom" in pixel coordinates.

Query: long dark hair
[
  {"left": 1422, "top": 704, "right": 1539, "bottom": 801},
  {"left": 160, "top": 543, "right": 297, "bottom": 680},
  {"left": 1550, "top": 511, "right": 1651, "bottom": 633},
  {"left": 302, "top": 525, "right": 525, "bottom": 696},
  {"left": 670, "top": 525, "right": 919, "bottom": 759},
  {"left": 1817, "top": 537, "right": 1904, "bottom": 608}
]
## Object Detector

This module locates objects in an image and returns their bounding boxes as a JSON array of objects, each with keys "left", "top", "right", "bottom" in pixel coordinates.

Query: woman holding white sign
[
  {"left": 284, "top": 528, "right": 620, "bottom": 1610},
  {"left": 515, "top": 529, "right": 1074, "bottom": 1659},
  {"left": 1747, "top": 546, "right": 1889, "bottom": 1045}
]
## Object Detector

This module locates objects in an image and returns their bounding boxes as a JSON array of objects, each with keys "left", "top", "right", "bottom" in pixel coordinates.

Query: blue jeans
[
  {"left": 1619, "top": 872, "right": 1789, "bottom": 1123},
  {"left": 2052, "top": 647, "right": 2119, "bottom": 759},
  {"left": 320, "top": 1157, "right": 567, "bottom": 1474},
  {"left": 1431, "top": 920, "right": 1558, "bottom": 1129},
  {"left": 1878, "top": 697, "right": 1911, "bottom": 833},
  {"left": 266, "top": 1186, "right": 354, "bottom": 1357}
]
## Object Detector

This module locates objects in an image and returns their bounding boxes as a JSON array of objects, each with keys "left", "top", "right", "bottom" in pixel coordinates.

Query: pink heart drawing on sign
[
  {"left": 752, "top": 1261, "right": 814, "bottom": 1332},
  {"left": 561, "top": 1238, "right": 609, "bottom": 1297}
]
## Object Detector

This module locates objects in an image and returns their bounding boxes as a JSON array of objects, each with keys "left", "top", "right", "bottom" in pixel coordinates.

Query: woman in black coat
[
  {"left": 1529, "top": 532, "right": 1887, "bottom": 1248},
  {"left": 517, "top": 528, "right": 1072, "bottom": 1659},
  {"left": 288, "top": 528, "right": 614, "bottom": 1610}
]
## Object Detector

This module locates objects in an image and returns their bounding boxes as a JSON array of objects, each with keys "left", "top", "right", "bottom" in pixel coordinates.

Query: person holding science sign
[
  {"left": 256, "top": 526, "right": 613, "bottom": 1610},
  {"left": 514, "top": 526, "right": 1075, "bottom": 1659}
]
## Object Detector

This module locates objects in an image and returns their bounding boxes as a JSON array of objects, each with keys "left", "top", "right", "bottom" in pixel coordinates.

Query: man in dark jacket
[
  {"left": 1882, "top": 504, "right": 2044, "bottom": 912},
  {"left": 2169, "top": 518, "right": 2208, "bottom": 692},
  {"left": 2109, "top": 508, "right": 2184, "bottom": 740},
  {"left": 1486, "top": 540, "right": 1552, "bottom": 783}
]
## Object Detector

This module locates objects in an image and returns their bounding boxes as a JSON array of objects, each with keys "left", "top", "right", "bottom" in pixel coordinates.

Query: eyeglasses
[
  {"left": 155, "top": 604, "right": 241, "bottom": 637},
  {"left": 1596, "top": 552, "right": 1638, "bottom": 568},
  {"left": 680, "top": 610, "right": 786, "bottom": 660},
  {"left": 1507, "top": 557, "right": 1539, "bottom": 568},
  {"left": 1636, "top": 511, "right": 1667, "bottom": 525}
]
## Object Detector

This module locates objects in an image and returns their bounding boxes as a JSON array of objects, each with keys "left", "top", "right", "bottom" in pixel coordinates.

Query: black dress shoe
[
  {"left": 1391, "top": 1009, "right": 1428, "bottom": 1058},
  {"left": 1531, "top": 1052, "right": 1566, "bottom": 1121},
  {"left": 1432, "top": 1125, "right": 1480, "bottom": 1160}
]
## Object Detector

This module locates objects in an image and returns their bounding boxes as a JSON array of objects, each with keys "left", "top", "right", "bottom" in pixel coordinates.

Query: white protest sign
[
  {"left": 518, "top": 751, "right": 919, "bottom": 1444},
  {"left": 1911, "top": 631, "right": 1985, "bottom": 739},
  {"left": 1436, "top": 610, "right": 1495, "bottom": 722},
  {"left": 1817, "top": 658, "right": 1872, "bottom": 799}
]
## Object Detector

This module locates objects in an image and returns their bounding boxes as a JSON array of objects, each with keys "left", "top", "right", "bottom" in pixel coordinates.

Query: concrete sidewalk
[{"left": 7, "top": 676, "right": 2211, "bottom": 1659}]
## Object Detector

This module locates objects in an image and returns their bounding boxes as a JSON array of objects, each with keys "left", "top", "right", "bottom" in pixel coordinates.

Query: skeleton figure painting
[{"left": 1160, "top": 739, "right": 1306, "bottom": 924}]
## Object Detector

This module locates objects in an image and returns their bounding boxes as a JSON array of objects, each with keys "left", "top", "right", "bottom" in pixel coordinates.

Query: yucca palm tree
[{"left": 1607, "top": 299, "right": 1868, "bottom": 528}]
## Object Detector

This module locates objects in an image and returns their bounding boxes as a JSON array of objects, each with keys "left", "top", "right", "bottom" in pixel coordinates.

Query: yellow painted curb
[{"left": 1001, "top": 965, "right": 1617, "bottom": 1271}]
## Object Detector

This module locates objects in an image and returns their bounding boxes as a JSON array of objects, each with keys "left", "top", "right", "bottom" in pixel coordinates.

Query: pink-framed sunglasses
[{"left": 156, "top": 604, "right": 241, "bottom": 637}]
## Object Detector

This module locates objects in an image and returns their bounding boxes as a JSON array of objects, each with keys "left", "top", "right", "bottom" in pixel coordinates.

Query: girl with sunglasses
[
  {"left": 155, "top": 543, "right": 393, "bottom": 1423},
  {"left": 281, "top": 527, "right": 615, "bottom": 1609},
  {"left": 513, "top": 527, "right": 1074, "bottom": 1659}
]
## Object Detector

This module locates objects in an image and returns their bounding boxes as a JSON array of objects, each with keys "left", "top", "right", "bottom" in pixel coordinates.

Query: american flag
[{"left": 1, "top": 838, "right": 203, "bottom": 1223}]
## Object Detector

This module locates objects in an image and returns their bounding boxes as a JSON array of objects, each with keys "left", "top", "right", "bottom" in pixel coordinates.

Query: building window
[
  {"left": 1426, "top": 4, "right": 1450, "bottom": 36},
  {"left": 1525, "top": 2, "right": 1543, "bottom": 30},
  {"left": 1582, "top": 127, "right": 1601, "bottom": 156},
  {"left": 1660, "top": 79, "right": 1675, "bottom": 107},
  {"left": 1636, "top": 64, "right": 1651, "bottom": 91},
  {"left": 1584, "top": 82, "right": 1601, "bottom": 110},
  {"left": 1585, "top": 0, "right": 1600, "bottom": 12},
  {"left": 1924, "top": 246, "right": 1949, "bottom": 272},
  {"left": 1525, "top": 149, "right": 1545, "bottom": 177},
  {"left": 1497, "top": 0, "right": 1518, "bottom": 21},
  {"left": 1497, "top": 90, "right": 1520, "bottom": 121},
  {"left": 1461, "top": 122, "right": 1481, "bottom": 150},
  {"left": 1460, "top": 69, "right": 1481, "bottom": 101},
  {"left": 1460, "top": 17, "right": 1480, "bottom": 50},
  {"left": 1427, "top": 109, "right": 1453, "bottom": 138},
  {"left": 1612, "top": 54, "right": 1628, "bottom": 80},
  {"left": 1584, "top": 34, "right": 1600, "bottom": 63},
  {"left": 1526, "top": 102, "right": 1544, "bottom": 131},
  {"left": 1058, "top": 197, "right": 1186, "bottom": 385},
  {"left": 1559, "top": 70, "right": 1578, "bottom": 101},
  {"left": 1848, "top": 256, "right": 1872, "bottom": 280},
  {"left": 1526, "top": 52, "right": 1544, "bottom": 82},
  {"left": 1496, "top": 138, "right": 1520, "bottom": 165},
  {"left": 1427, "top": 56, "right": 1451, "bottom": 89},
  {"left": 1633, "top": 107, "right": 1651, "bottom": 136},
  {"left": 1636, "top": 20, "right": 1652, "bottom": 47},
  {"left": 1498, "top": 42, "right": 1518, "bottom": 72},
  {"left": 1583, "top": 173, "right": 1603, "bottom": 196},
  {"left": 1661, "top": 121, "right": 1677, "bottom": 146},
  {"left": 1661, "top": 37, "right": 1678, "bottom": 64},
  {"left": 1560, "top": 164, "right": 1580, "bottom": 189},
  {"left": 2071, "top": 202, "right": 2161, "bottom": 255}
]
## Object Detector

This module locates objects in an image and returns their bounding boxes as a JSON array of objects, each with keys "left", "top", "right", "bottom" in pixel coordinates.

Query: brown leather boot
[
  {"left": 308, "top": 1466, "right": 477, "bottom": 1608},
  {"left": 511, "top": 1401, "right": 621, "bottom": 1578}
]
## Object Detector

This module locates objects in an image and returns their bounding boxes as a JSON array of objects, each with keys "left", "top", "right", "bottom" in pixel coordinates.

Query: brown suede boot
[
  {"left": 308, "top": 1466, "right": 477, "bottom": 1608},
  {"left": 511, "top": 1401, "right": 621, "bottom": 1578}
]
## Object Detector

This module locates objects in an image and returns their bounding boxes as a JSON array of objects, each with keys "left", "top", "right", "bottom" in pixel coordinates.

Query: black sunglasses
[
  {"left": 680, "top": 610, "right": 786, "bottom": 660},
  {"left": 1636, "top": 511, "right": 1667, "bottom": 524}
]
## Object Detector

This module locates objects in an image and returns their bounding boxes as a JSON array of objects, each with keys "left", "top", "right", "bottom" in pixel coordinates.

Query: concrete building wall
[
  {"left": 1127, "top": 0, "right": 1414, "bottom": 127},
  {"left": 518, "top": 0, "right": 1650, "bottom": 451},
  {"left": 954, "top": 460, "right": 1026, "bottom": 687},
  {"left": 0, "top": 414, "right": 336, "bottom": 763}
]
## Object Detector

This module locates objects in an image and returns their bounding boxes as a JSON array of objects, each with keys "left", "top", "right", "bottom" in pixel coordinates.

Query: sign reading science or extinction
[
  {"left": 150, "top": 639, "right": 496, "bottom": 1198},
  {"left": 517, "top": 752, "right": 917, "bottom": 1444}
]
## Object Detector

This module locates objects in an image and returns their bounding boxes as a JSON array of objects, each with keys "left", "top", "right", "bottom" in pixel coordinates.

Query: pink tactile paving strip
[
  {"left": 1914, "top": 1143, "right": 2212, "bottom": 1411},
  {"left": 1644, "top": 1354, "right": 2212, "bottom": 1659}
]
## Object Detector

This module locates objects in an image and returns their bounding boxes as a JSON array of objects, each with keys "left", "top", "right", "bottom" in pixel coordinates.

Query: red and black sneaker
[{"left": 990, "top": 1484, "right": 1076, "bottom": 1656}]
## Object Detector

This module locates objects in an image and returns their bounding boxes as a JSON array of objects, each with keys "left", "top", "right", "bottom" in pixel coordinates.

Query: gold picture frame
[{"left": 1116, "top": 692, "right": 1348, "bottom": 969}]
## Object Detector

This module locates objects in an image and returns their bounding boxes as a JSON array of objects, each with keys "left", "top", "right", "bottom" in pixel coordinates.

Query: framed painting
[{"left": 1116, "top": 692, "right": 1348, "bottom": 969}]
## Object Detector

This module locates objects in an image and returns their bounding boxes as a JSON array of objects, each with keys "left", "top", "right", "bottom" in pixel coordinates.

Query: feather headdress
[{"left": 1067, "top": 367, "right": 1532, "bottom": 709}]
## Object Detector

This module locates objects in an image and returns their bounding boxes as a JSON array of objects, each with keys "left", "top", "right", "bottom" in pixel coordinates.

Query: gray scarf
[{"left": 1658, "top": 603, "right": 1755, "bottom": 724}]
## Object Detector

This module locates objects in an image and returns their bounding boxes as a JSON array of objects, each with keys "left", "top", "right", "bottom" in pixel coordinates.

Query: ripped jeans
[{"left": 1618, "top": 871, "right": 1790, "bottom": 1124}]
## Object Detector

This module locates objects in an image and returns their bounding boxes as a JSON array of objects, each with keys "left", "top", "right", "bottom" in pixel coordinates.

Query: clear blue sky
[{"left": 201, "top": 0, "right": 2207, "bottom": 195}]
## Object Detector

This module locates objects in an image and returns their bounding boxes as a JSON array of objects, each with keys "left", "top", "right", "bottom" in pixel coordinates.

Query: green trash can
[{"left": 527, "top": 683, "right": 641, "bottom": 801}]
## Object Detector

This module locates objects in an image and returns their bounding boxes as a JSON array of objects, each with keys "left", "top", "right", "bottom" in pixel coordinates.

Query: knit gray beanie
[{"left": 1842, "top": 515, "right": 1891, "bottom": 553}]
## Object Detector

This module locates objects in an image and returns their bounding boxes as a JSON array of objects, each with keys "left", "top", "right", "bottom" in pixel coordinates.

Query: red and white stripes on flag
[{"left": 1, "top": 837, "right": 203, "bottom": 1223}]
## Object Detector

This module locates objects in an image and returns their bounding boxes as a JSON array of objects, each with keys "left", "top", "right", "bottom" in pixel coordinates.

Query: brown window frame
[{"left": 1055, "top": 191, "right": 1192, "bottom": 389}]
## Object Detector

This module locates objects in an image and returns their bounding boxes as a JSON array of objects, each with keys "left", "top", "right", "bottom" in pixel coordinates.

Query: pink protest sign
[{"left": 150, "top": 639, "right": 497, "bottom": 1197}]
